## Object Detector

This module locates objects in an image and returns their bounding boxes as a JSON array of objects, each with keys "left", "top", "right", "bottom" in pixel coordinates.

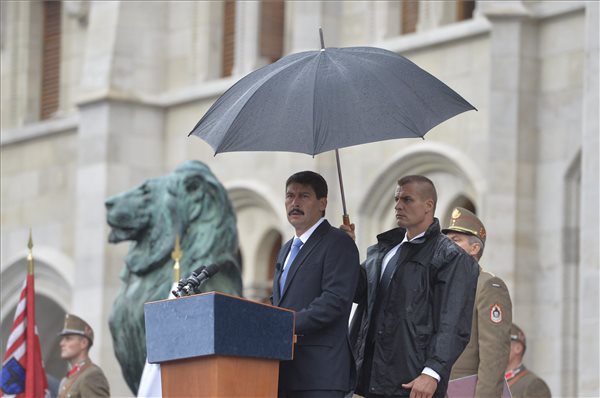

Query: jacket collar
[
  {"left": 273, "top": 220, "right": 331, "bottom": 305},
  {"left": 376, "top": 218, "right": 441, "bottom": 248}
]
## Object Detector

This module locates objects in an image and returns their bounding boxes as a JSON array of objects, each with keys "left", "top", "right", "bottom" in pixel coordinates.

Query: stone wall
[{"left": 1, "top": 1, "right": 597, "bottom": 396}]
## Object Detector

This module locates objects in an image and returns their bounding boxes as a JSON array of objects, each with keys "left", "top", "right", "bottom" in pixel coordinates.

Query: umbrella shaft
[{"left": 335, "top": 149, "right": 348, "bottom": 216}]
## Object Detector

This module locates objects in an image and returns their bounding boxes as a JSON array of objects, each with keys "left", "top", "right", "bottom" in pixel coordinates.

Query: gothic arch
[
  {"left": 226, "top": 181, "right": 286, "bottom": 300},
  {"left": 1, "top": 247, "right": 74, "bottom": 384},
  {"left": 355, "top": 142, "right": 484, "bottom": 251},
  {"left": 1, "top": 246, "right": 74, "bottom": 316},
  {"left": 444, "top": 194, "right": 477, "bottom": 218}
]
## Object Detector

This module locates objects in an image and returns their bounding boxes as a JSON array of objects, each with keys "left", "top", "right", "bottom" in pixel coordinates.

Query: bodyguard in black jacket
[{"left": 345, "top": 176, "right": 479, "bottom": 398}]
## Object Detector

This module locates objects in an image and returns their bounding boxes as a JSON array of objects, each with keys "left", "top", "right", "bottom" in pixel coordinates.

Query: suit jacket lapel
[{"left": 279, "top": 220, "right": 330, "bottom": 302}]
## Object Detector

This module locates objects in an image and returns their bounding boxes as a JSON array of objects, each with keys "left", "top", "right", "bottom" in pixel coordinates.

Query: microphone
[
  {"left": 181, "top": 263, "right": 221, "bottom": 296},
  {"left": 172, "top": 265, "right": 206, "bottom": 297}
]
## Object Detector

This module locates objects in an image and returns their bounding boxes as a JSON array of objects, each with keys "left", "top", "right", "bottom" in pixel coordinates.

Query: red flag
[{"left": 1, "top": 274, "right": 49, "bottom": 398}]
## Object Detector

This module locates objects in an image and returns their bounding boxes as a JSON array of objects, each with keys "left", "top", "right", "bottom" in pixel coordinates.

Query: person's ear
[
  {"left": 319, "top": 197, "right": 327, "bottom": 211},
  {"left": 470, "top": 242, "right": 482, "bottom": 257},
  {"left": 425, "top": 198, "right": 434, "bottom": 214},
  {"left": 515, "top": 342, "right": 524, "bottom": 355}
]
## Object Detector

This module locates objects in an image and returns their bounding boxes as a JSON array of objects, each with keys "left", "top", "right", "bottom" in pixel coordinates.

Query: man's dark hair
[
  {"left": 397, "top": 175, "right": 438, "bottom": 212},
  {"left": 286, "top": 171, "right": 328, "bottom": 199}
]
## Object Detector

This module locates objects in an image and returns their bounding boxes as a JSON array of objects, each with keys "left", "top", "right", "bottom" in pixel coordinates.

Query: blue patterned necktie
[{"left": 279, "top": 237, "right": 303, "bottom": 294}]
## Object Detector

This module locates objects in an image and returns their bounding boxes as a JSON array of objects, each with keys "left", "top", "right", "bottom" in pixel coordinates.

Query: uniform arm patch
[{"left": 490, "top": 303, "right": 503, "bottom": 323}]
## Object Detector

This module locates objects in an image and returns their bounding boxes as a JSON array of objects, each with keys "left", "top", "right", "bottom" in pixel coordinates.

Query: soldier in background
[
  {"left": 444, "top": 207, "right": 513, "bottom": 397},
  {"left": 58, "top": 314, "right": 110, "bottom": 398},
  {"left": 505, "top": 323, "right": 552, "bottom": 398}
]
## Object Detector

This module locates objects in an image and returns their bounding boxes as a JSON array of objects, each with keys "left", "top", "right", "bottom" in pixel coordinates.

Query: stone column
[
  {"left": 0, "top": 2, "right": 42, "bottom": 128},
  {"left": 480, "top": 0, "right": 534, "bottom": 288},
  {"left": 74, "top": 1, "right": 166, "bottom": 395},
  {"left": 372, "top": 1, "right": 401, "bottom": 42},
  {"left": 232, "top": 0, "right": 266, "bottom": 76},
  {"left": 193, "top": 2, "right": 224, "bottom": 82},
  {"left": 578, "top": 2, "right": 599, "bottom": 395},
  {"left": 418, "top": 0, "right": 455, "bottom": 32},
  {"left": 285, "top": 1, "right": 323, "bottom": 53},
  {"left": 482, "top": 0, "right": 574, "bottom": 393}
]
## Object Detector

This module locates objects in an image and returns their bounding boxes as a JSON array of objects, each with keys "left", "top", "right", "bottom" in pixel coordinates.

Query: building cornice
[{"left": 1, "top": 113, "right": 79, "bottom": 146}]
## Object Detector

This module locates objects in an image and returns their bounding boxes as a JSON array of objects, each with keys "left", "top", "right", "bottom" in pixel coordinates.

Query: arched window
[
  {"left": 41, "top": 0, "right": 61, "bottom": 120},
  {"left": 456, "top": 0, "right": 476, "bottom": 21},
  {"left": 260, "top": 0, "right": 284, "bottom": 63},
  {"left": 445, "top": 194, "right": 477, "bottom": 223},
  {"left": 222, "top": 0, "right": 236, "bottom": 77},
  {"left": 247, "top": 229, "right": 282, "bottom": 303},
  {"left": 227, "top": 185, "right": 284, "bottom": 303},
  {"left": 401, "top": 1, "right": 419, "bottom": 34}
]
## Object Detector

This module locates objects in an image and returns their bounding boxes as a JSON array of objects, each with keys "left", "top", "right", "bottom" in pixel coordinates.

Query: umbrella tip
[{"left": 319, "top": 27, "right": 325, "bottom": 50}]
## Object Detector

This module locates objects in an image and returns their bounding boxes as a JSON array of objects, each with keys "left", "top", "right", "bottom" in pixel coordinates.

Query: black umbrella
[{"left": 190, "top": 29, "right": 476, "bottom": 224}]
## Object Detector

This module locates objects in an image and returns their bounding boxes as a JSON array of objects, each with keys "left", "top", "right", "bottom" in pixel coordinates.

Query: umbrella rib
[
  {"left": 215, "top": 55, "right": 315, "bottom": 153},
  {"left": 339, "top": 53, "right": 424, "bottom": 140},
  {"left": 357, "top": 55, "right": 437, "bottom": 139},
  {"left": 311, "top": 52, "right": 325, "bottom": 156}
]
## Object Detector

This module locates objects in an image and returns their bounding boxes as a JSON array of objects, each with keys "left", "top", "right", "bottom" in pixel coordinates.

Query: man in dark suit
[{"left": 272, "top": 171, "right": 360, "bottom": 398}]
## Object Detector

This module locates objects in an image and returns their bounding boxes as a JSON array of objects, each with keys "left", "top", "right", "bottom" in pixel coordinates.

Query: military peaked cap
[
  {"left": 442, "top": 206, "right": 487, "bottom": 245},
  {"left": 58, "top": 313, "right": 94, "bottom": 345},
  {"left": 510, "top": 323, "right": 526, "bottom": 348}
]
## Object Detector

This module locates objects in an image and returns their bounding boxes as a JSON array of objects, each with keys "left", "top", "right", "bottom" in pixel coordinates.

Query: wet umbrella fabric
[{"left": 189, "top": 46, "right": 476, "bottom": 156}]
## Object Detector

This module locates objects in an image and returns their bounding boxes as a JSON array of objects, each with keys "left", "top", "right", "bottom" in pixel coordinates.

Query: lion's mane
[{"left": 105, "top": 160, "right": 242, "bottom": 393}]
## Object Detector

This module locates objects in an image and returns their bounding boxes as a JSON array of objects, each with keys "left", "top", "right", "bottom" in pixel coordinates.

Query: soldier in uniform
[
  {"left": 505, "top": 323, "right": 552, "bottom": 398},
  {"left": 443, "top": 207, "right": 513, "bottom": 397},
  {"left": 57, "top": 314, "right": 110, "bottom": 398}
]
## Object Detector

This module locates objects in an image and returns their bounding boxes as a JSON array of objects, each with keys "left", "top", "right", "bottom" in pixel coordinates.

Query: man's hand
[
  {"left": 402, "top": 374, "right": 438, "bottom": 398},
  {"left": 339, "top": 223, "right": 356, "bottom": 241}
]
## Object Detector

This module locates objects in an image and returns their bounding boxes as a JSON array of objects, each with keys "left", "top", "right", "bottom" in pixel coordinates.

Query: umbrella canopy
[{"left": 189, "top": 46, "right": 476, "bottom": 156}]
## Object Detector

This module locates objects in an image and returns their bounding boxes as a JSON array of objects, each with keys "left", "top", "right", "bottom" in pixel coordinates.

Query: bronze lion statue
[{"left": 105, "top": 160, "right": 243, "bottom": 393}]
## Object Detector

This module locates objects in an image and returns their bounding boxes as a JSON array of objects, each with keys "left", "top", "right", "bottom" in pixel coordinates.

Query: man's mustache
[{"left": 288, "top": 209, "right": 304, "bottom": 216}]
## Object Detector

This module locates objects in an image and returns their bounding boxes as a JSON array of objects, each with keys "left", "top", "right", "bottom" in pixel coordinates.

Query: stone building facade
[{"left": 1, "top": 1, "right": 598, "bottom": 396}]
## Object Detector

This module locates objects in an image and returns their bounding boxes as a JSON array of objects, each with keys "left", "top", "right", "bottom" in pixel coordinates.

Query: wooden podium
[{"left": 144, "top": 292, "right": 294, "bottom": 397}]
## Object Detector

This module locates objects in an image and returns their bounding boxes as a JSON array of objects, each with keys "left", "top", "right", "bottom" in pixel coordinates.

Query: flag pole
[
  {"left": 26, "top": 229, "right": 36, "bottom": 396},
  {"left": 27, "top": 228, "right": 34, "bottom": 275},
  {"left": 1, "top": 229, "right": 48, "bottom": 397},
  {"left": 171, "top": 235, "right": 182, "bottom": 283}
]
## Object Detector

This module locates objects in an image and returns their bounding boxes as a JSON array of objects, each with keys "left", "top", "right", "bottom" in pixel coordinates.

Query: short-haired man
[
  {"left": 58, "top": 314, "right": 109, "bottom": 398},
  {"left": 444, "top": 207, "right": 513, "bottom": 397},
  {"left": 347, "top": 175, "right": 479, "bottom": 398},
  {"left": 272, "top": 171, "right": 360, "bottom": 397},
  {"left": 505, "top": 323, "right": 552, "bottom": 398}
]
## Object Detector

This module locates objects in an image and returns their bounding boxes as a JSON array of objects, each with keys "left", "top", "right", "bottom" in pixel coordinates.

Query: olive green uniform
[
  {"left": 507, "top": 367, "right": 551, "bottom": 398},
  {"left": 450, "top": 268, "right": 512, "bottom": 397},
  {"left": 57, "top": 314, "right": 110, "bottom": 398},
  {"left": 58, "top": 361, "right": 110, "bottom": 398}
]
